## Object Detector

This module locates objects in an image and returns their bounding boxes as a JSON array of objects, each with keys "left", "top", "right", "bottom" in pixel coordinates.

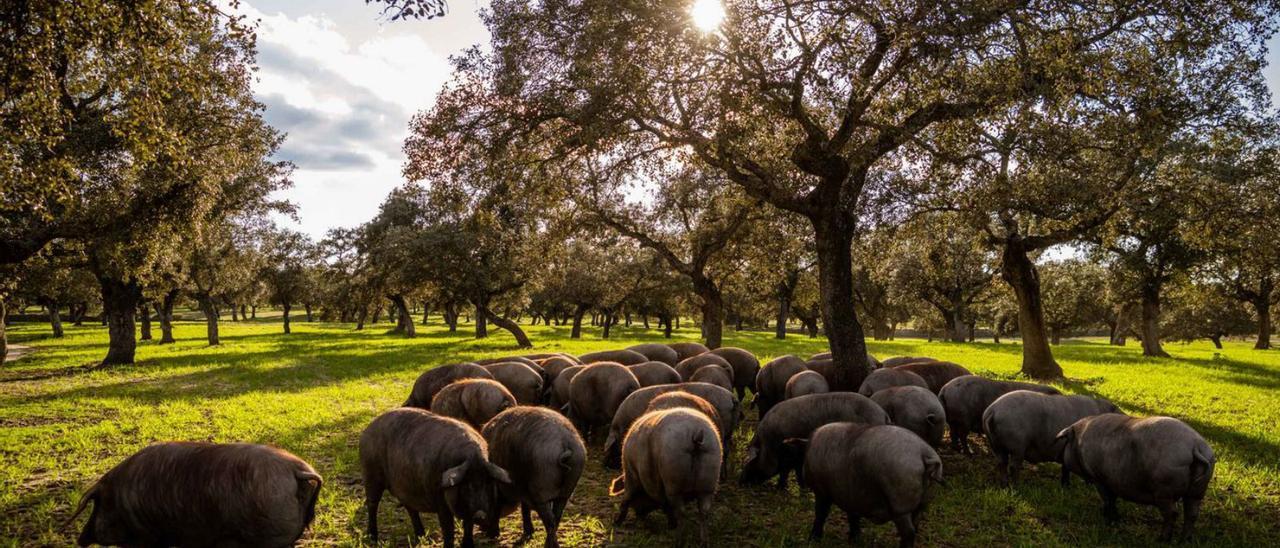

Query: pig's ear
[
  {"left": 484, "top": 461, "right": 512, "bottom": 485},
  {"left": 442, "top": 460, "right": 471, "bottom": 488},
  {"left": 925, "top": 414, "right": 941, "bottom": 425}
]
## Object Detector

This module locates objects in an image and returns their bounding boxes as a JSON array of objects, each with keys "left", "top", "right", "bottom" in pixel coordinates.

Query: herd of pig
[{"left": 66, "top": 342, "right": 1215, "bottom": 547}]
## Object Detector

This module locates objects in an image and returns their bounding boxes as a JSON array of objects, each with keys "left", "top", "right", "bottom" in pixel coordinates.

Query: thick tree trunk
[
  {"left": 198, "top": 295, "right": 220, "bottom": 345},
  {"left": 999, "top": 242, "right": 1063, "bottom": 379},
  {"left": 230, "top": 305, "right": 239, "bottom": 321},
  {"left": 305, "top": 303, "right": 314, "bottom": 322},
  {"left": 389, "top": 295, "right": 415, "bottom": 337},
  {"left": 1050, "top": 328, "right": 1061, "bottom": 345},
  {"left": 693, "top": 278, "right": 724, "bottom": 350},
  {"left": 371, "top": 306, "right": 382, "bottom": 324},
  {"left": 474, "top": 302, "right": 488, "bottom": 338},
  {"left": 602, "top": 313, "right": 614, "bottom": 339},
  {"left": 811, "top": 213, "right": 871, "bottom": 391},
  {"left": 282, "top": 303, "right": 292, "bottom": 334},
  {"left": 444, "top": 302, "right": 458, "bottom": 332},
  {"left": 662, "top": 315, "right": 673, "bottom": 338},
  {"left": 99, "top": 277, "right": 141, "bottom": 366},
  {"left": 157, "top": 289, "right": 177, "bottom": 344},
  {"left": 1111, "top": 302, "right": 1131, "bottom": 345},
  {"left": 643, "top": 315, "right": 650, "bottom": 329},
  {"left": 46, "top": 303, "right": 64, "bottom": 338},
  {"left": 1210, "top": 334, "right": 1223, "bottom": 349},
  {"left": 0, "top": 300, "right": 6, "bottom": 364},
  {"left": 570, "top": 305, "right": 587, "bottom": 339},
  {"left": 138, "top": 304, "right": 152, "bottom": 341},
  {"left": 1252, "top": 280, "right": 1272, "bottom": 349},
  {"left": 422, "top": 305, "right": 430, "bottom": 325},
  {"left": 803, "top": 316, "right": 818, "bottom": 338},
  {"left": 775, "top": 289, "right": 791, "bottom": 340},
  {"left": 355, "top": 305, "right": 367, "bottom": 330},
  {"left": 1139, "top": 283, "right": 1169, "bottom": 357},
  {"left": 481, "top": 306, "right": 534, "bottom": 348}
]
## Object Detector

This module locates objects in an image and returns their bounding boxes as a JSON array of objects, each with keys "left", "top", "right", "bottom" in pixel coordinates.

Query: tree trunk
[
  {"left": 422, "top": 305, "right": 430, "bottom": 325},
  {"left": 389, "top": 295, "right": 415, "bottom": 337},
  {"left": 571, "top": 304, "right": 587, "bottom": 339},
  {"left": 643, "top": 315, "right": 650, "bottom": 329},
  {"left": 625, "top": 312, "right": 631, "bottom": 326},
  {"left": 282, "top": 302, "right": 292, "bottom": 334},
  {"left": 99, "top": 277, "right": 141, "bottom": 366},
  {"left": 71, "top": 302, "right": 85, "bottom": 326},
  {"left": 371, "top": 306, "right": 382, "bottom": 324},
  {"left": 662, "top": 314, "right": 673, "bottom": 338},
  {"left": 46, "top": 303, "right": 64, "bottom": 338},
  {"left": 444, "top": 302, "right": 458, "bottom": 332},
  {"left": 474, "top": 302, "right": 488, "bottom": 338},
  {"left": 355, "top": 305, "right": 367, "bottom": 330},
  {"left": 602, "top": 313, "right": 614, "bottom": 339},
  {"left": 1210, "top": 334, "right": 1223, "bottom": 349},
  {"left": 157, "top": 289, "right": 177, "bottom": 344},
  {"left": 1252, "top": 279, "right": 1272, "bottom": 349},
  {"left": 0, "top": 299, "right": 6, "bottom": 364},
  {"left": 138, "top": 303, "right": 152, "bottom": 341},
  {"left": 811, "top": 212, "right": 872, "bottom": 391},
  {"left": 693, "top": 277, "right": 724, "bottom": 350},
  {"left": 231, "top": 305, "right": 239, "bottom": 321},
  {"left": 1111, "top": 302, "right": 1131, "bottom": 346},
  {"left": 481, "top": 306, "right": 534, "bottom": 348},
  {"left": 305, "top": 303, "right": 314, "bottom": 322},
  {"left": 1139, "top": 283, "right": 1169, "bottom": 358},
  {"left": 775, "top": 289, "right": 791, "bottom": 340},
  {"left": 999, "top": 242, "right": 1063, "bottom": 379},
  {"left": 198, "top": 296, "right": 221, "bottom": 345},
  {"left": 248, "top": 305, "right": 255, "bottom": 319},
  {"left": 803, "top": 316, "right": 818, "bottom": 338},
  {"left": 1050, "top": 328, "right": 1061, "bottom": 345}
]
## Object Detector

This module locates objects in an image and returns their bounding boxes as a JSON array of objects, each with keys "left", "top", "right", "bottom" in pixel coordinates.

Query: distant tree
[
  {"left": 260, "top": 228, "right": 317, "bottom": 335},
  {"left": 1164, "top": 279, "right": 1255, "bottom": 349},
  {"left": 186, "top": 224, "right": 263, "bottom": 345},
  {"left": 851, "top": 230, "right": 910, "bottom": 341},
  {"left": 1040, "top": 260, "right": 1109, "bottom": 345},
  {"left": 890, "top": 214, "right": 995, "bottom": 343},
  {"left": 13, "top": 252, "right": 96, "bottom": 338}
]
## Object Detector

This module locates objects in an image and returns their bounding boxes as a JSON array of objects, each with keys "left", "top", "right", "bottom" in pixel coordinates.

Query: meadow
[{"left": 2, "top": 318, "right": 1277, "bottom": 547}]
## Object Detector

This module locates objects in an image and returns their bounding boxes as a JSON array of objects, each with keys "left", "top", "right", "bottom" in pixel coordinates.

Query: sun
[{"left": 690, "top": 0, "right": 724, "bottom": 32}]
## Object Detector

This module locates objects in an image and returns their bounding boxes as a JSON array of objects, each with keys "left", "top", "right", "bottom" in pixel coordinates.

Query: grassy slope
[{"left": 1, "top": 320, "right": 1277, "bottom": 547}]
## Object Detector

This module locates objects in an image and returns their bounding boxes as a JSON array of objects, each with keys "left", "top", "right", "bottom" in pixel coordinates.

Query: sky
[{"left": 239, "top": 1, "right": 1280, "bottom": 240}]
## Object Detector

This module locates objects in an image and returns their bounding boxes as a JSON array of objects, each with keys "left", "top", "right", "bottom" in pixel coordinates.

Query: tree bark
[
  {"left": 602, "top": 313, "right": 614, "bottom": 338},
  {"left": 775, "top": 289, "right": 791, "bottom": 340},
  {"left": 389, "top": 295, "right": 415, "bottom": 337},
  {"left": 197, "top": 295, "right": 220, "bottom": 345},
  {"left": 137, "top": 303, "right": 152, "bottom": 341},
  {"left": 46, "top": 302, "right": 64, "bottom": 338},
  {"left": 248, "top": 305, "right": 255, "bottom": 319},
  {"left": 157, "top": 289, "right": 177, "bottom": 344},
  {"left": 474, "top": 302, "right": 488, "bottom": 338},
  {"left": 305, "top": 303, "right": 314, "bottom": 322},
  {"left": 230, "top": 305, "right": 239, "bottom": 321},
  {"left": 99, "top": 277, "right": 141, "bottom": 365},
  {"left": 693, "top": 277, "right": 724, "bottom": 350},
  {"left": 570, "top": 304, "right": 587, "bottom": 339},
  {"left": 811, "top": 212, "right": 872, "bottom": 391},
  {"left": 282, "top": 302, "right": 292, "bottom": 334},
  {"left": 355, "top": 305, "right": 367, "bottom": 330},
  {"left": 662, "top": 314, "right": 673, "bottom": 338},
  {"left": 1251, "top": 277, "right": 1273, "bottom": 349},
  {"left": 1139, "top": 283, "right": 1169, "bottom": 357},
  {"left": 1210, "top": 334, "right": 1223, "bottom": 349},
  {"left": 1111, "top": 302, "right": 1131, "bottom": 345},
  {"left": 1050, "top": 328, "right": 1061, "bottom": 345},
  {"left": 480, "top": 306, "right": 534, "bottom": 348},
  {"left": 999, "top": 242, "right": 1063, "bottom": 379},
  {"left": 0, "top": 299, "right": 6, "bottom": 364}
]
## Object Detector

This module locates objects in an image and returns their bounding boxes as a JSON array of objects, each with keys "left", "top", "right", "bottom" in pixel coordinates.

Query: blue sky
[{"left": 240, "top": 1, "right": 1280, "bottom": 239}]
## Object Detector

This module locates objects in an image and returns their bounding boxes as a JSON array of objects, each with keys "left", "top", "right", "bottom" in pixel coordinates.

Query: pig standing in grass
[
  {"left": 610, "top": 408, "right": 722, "bottom": 546},
  {"left": 785, "top": 370, "right": 829, "bottom": 400},
  {"left": 483, "top": 362, "right": 545, "bottom": 405},
  {"left": 755, "top": 355, "right": 808, "bottom": 417},
  {"left": 567, "top": 362, "right": 641, "bottom": 439},
  {"left": 793, "top": 423, "right": 943, "bottom": 547},
  {"left": 548, "top": 365, "right": 585, "bottom": 410},
  {"left": 982, "top": 391, "right": 1120, "bottom": 484},
  {"left": 539, "top": 356, "right": 579, "bottom": 386},
  {"left": 603, "top": 383, "right": 740, "bottom": 470},
  {"left": 668, "top": 341, "right": 710, "bottom": 361},
  {"left": 870, "top": 386, "right": 946, "bottom": 447},
  {"left": 709, "top": 347, "right": 760, "bottom": 400},
  {"left": 1058, "top": 414, "right": 1214, "bottom": 540},
  {"left": 647, "top": 392, "right": 722, "bottom": 428},
  {"left": 627, "top": 343, "right": 681, "bottom": 366},
  {"left": 881, "top": 356, "right": 938, "bottom": 368},
  {"left": 894, "top": 361, "right": 971, "bottom": 394},
  {"left": 482, "top": 407, "right": 586, "bottom": 548},
  {"left": 359, "top": 408, "right": 511, "bottom": 547},
  {"left": 431, "top": 378, "right": 517, "bottom": 429},
  {"left": 938, "top": 376, "right": 1061, "bottom": 454},
  {"left": 690, "top": 364, "right": 734, "bottom": 391},
  {"left": 858, "top": 368, "right": 930, "bottom": 397},
  {"left": 404, "top": 363, "right": 493, "bottom": 409},
  {"left": 70, "top": 442, "right": 322, "bottom": 548},
  {"left": 675, "top": 353, "right": 734, "bottom": 382},
  {"left": 741, "top": 392, "right": 890, "bottom": 489},
  {"left": 629, "top": 361, "right": 682, "bottom": 387},
  {"left": 579, "top": 349, "right": 649, "bottom": 365}
]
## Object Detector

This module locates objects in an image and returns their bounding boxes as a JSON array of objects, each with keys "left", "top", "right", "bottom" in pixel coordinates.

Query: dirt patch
[{"left": 4, "top": 344, "right": 34, "bottom": 362}]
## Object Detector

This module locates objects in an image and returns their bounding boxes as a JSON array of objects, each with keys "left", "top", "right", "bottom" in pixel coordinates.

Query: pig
[
  {"left": 603, "top": 383, "right": 740, "bottom": 470},
  {"left": 937, "top": 376, "right": 1061, "bottom": 454},
  {"left": 359, "top": 408, "right": 511, "bottom": 547},
  {"left": 811, "top": 351, "right": 881, "bottom": 369},
  {"left": 1057, "top": 414, "right": 1215, "bottom": 540},
  {"left": 404, "top": 363, "right": 494, "bottom": 409},
  {"left": 482, "top": 407, "right": 586, "bottom": 548},
  {"left": 810, "top": 351, "right": 832, "bottom": 361},
  {"left": 567, "top": 362, "right": 641, "bottom": 439},
  {"left": 792, "top": 423, "right": 943, "bottom": 547},
  {"left": 627, "top": 343, "right": 681, "bottom": 366},
  {"left": 609, "top": 408, "right": 722, "bottom": 546},
  {"left": 982, "top": 390, "right": 1120, "bottom": 484},
  {"left": 539, "top": 356, "right": 579, "bottom": 386},
  {"left": 675, "top": 353, "right": 734, "bottom": 382},
  {"left": 741, "top": 392, "right": 890, "bottom": 489},
  {"left": 881, "top": 356, "right": 938, "bottom": 368},
  {"left": 870, "top": 386, "right": 946, "bottom": 447},
  {"left": 667, "top": 341, "right": 711, "bottom": 361},
  {"left": 431, "top": 378, "right": 518, "bottom": 429},
  {"left": 858, "top": 368, "right": 930, "bottom": 397},
  {"left": 482, "top": 362, "right": 545, "bottom": 405},
  {"left": 69, "top": 442, "right": 322, "bottom": 548},
  {"left": 894, "top": 361, "right": 971, "bottom": 394},
  {"left": 628, "top": 361, "right": 682, "bottom": 387},
  {"left": 755, "top": 355, "right": 808, "bottom": 417},
  {"left": 785, "top": 370, "right": 830, "bottom": 400},
  {"left": 646, "top": 391, "right": 722, "bottom": 427},
  {"left": 548, "top": 365, "right": 585, "bottom": 410},
  {"left": 709, "top": 347, "right": 760, "bottom": 400},
  {"left": 478, "top": 356, "right": 547, "bottom": 385},
  {"left": 524, "top": 353, "right": 580, "bottom": 365},
  {"left": 805, "top": 358, "right": 867, "bottom": 392},
  {"left": 690, "top": 364, "right": 734, "bottom": 391},
  {"left": 578, "top": 349, "right": 649, "bottom": 366}
]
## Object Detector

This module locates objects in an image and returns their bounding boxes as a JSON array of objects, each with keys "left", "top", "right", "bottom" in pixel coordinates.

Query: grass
[{"left": 2, "top": 318, "right": 1278, "bottom": 547}]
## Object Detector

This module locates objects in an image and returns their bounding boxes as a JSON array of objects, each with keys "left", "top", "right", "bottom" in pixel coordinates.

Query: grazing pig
[
  {"left": 431, "top": 379, "right": 518, "bottom": 429},
  {"left": 858, "top": 368, "right": 930, "bottom": 397},
  {"left": 982, "top": 391, "right": 1120, "bottom": 484},
  {"left": 610, "top": 409, "right": 722, "bottom": 546},
  {"left": 881, "top": 356, "right": 938, "bottom": 368},
  {"left": 539, "top": 356, "right": 579, "bottom": 385},
  {"left": 477, "top": 355, "right": 541, "bottom": 369},
  {"left": 483, "top": 362, "right": 545, "bottom": 405},
  {"left": 709, "top": 347, "right": 760, "bottom": 400},
  {"left": 1057, "top": 414, "right": 1215, "bottom": 540},
  {"left": 804, "top": 358, "right": 868, "bottom": 392},
  {"left": 675, "top": 353, "right": 734, "bottom": 382},
  {"left": 69, "top": 442, "right": 321, "bottom": 548},
  {"left": 579, "top": 349, "right": 649, "bottom": 366},
  {"left": 870, "top": 386, "right": 946, "bottom": 447},
  {"left": 794, "top": 423, "right": 943, "bottom": 547},
  {"left": 809, "top": 351, "right": 832, "bottom": 361},
  {"left": 567, "top": 362, "right": 641, "bottom": 439},
  {"left": 628, "top": 361, "right": 682, "bottom": 387},
  {"left": 894, "top": 361, "right": 971, "bottom": 394},
  {"left": 755, "top": 355, "right": 808, "bottom": 417},
  {"left": 359, "top": 408, "right": 511, "bottom": 547},
  {"left": 525, "top": 353, "right": 580, "bottom": 365},
  {"left": 548, "top": 365, "right": 585, "bottom": 410},
  {"left": 741, "top": 392, "right": 890, "bottom": 489},
  {"left": 667, "top": 341, "right": 710, "bottom": 361},
  {"left": 404, "top": 363, "right": 494, "bottom": 409},
  {"left": 482, "top": 407, "right": 586, "bottom": 548},
  {"left": 938, "top": 376, "right": 1061, "bottom": 454},
  {"left": 647, "top": 392, "right": 722, "bottom": 428},
  {"left": 603, "top": 383, "right": 740, "bottom": 470},
  {"left": 785, "top": 370, "right": 830, "bottom": 399},
  {"left": 690, "top": 364, "right": 734, "bottom": 391},
  {"left": 627, "top": 343, "right": 680, "bottom": 366}
]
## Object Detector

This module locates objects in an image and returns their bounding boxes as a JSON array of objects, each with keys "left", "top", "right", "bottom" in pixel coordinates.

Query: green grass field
[{"left": 2, "top": 319, "right": 1277, "bottom": 547}]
